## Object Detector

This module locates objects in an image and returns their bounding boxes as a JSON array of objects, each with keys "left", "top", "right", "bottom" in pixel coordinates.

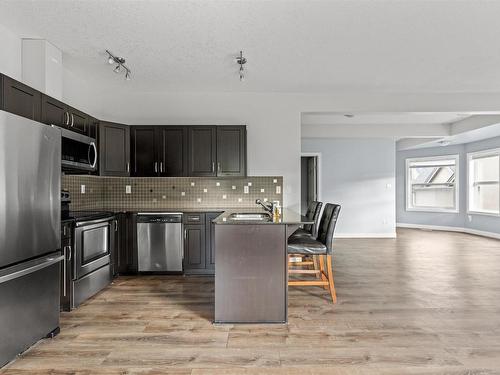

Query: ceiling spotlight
[
  {"left": 105, "top": 49, "right": 132, "bottom": 81},
  {"left": 236, "top": 51, "right": 247, "bottom": 82},
  {"left": 438, "top": 140, "right": 451, "bottom": 146},
  {"left": 344, "top": 114, "right": 355, "bottom": 118}
]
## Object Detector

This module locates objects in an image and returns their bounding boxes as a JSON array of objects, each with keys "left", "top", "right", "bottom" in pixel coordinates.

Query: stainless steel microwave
[{"left": 60, "top": 128, "right": 97, "bottom": 171}]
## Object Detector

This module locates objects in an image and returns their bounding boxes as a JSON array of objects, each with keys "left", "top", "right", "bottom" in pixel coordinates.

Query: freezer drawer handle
[{"left": 0, "top": 255, "right": 64, "bottom": 284}]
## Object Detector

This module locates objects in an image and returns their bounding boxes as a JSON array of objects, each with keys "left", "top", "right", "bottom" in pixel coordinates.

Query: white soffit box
[{"left": 22, "top": 39, "right": 63, "bottom": 100}]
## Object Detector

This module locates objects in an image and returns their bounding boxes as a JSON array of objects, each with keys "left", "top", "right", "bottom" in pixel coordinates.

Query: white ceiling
[
  {"left": 302, "top": 112, "right": 473, "bottom": 126},
  {"left": 3, "top": 0, "right": 500, "bottom": 93}
]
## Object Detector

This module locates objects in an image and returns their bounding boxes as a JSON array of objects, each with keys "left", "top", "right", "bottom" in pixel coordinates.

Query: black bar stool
[{"left": 288, "top": 203, "right": 341, "bottom": 303}]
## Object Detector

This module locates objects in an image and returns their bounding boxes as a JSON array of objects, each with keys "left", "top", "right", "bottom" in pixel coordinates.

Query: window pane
[
  {"left": 413, "top": 186, "right": 455, "bottom": 208},
  {"left": 471, "top": 183, "right": 500, "bottom": 213},
  {"left": 407, "top": 157, "right": 457, "bottom": 211},
  {"left": 473, "top": 155, "right": 499, "bottom": 182}
]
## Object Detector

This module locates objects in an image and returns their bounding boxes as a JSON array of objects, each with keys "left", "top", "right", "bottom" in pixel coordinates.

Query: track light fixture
[
  {"left": 236, "top": 51, "right": 247, "bottom": 82},
  {"left": 105, "top": 50, "right": 131, "bottom": 81}
]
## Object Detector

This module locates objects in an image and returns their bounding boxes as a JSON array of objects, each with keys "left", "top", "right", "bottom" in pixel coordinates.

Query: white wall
[
  {"left": 302, "top": 138, "right": 396, "bottom": 238},
  {"left": 0, "top": 23, "right": 21, "bottom": 80}
]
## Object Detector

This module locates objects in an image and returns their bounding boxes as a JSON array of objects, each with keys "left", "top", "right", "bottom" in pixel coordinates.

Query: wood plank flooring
[{"left": 2, "top": 228, "right": 500, "bottom": 374}]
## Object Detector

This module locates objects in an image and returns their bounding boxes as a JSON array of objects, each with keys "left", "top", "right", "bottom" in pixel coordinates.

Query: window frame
[
  {"left": 467, "top": 148, "right": 500, "bottom": 217},
  {"left": 405, "top": 154, "right": 460, "bottom": 214}
]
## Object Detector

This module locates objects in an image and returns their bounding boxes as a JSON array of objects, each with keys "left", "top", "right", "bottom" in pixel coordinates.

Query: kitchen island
[{"left": 213, "top": 208, "right": 313, "bottom": 323}]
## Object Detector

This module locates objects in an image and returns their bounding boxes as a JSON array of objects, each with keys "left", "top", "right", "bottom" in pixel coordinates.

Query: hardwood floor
[{"left": 2, "top": 228, "right": 500, "bottom": 374}]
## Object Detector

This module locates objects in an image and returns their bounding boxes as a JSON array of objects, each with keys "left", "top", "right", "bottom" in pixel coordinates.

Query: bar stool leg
[
  {"left": 318, "top": 255, "right": 329, "bottom": 290},
  {"left": 326, "top": 255, "right": 337, "bottom": 304}
]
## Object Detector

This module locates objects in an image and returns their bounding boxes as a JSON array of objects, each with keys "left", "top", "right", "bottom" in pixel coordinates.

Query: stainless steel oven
[
  {"left": 61, "top": 128, "right": 97, "bottom": 172},
  {"left": 71, "top": 215, "right": 115, "bottom": 308}
]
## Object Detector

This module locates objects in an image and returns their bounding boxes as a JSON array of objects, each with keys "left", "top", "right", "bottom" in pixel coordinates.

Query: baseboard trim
[
  {"left": 335, "top": 232, "right": 397, "bottom": 239},
  {"left": 397, "top": 223, "right": 500, "bottom": 240}
]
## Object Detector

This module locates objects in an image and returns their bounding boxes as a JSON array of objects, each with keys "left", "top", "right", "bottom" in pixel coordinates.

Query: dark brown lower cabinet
[
  {"left": 184, "top": 212, "right": 221, "bottom": 275},
  {"left": 114, "top": 213, "right": 137, "bottom": 275},
  {"left": 184, "top": 224, "right": 206, "bottom": 272},
  {"left": 206, "top": 212, "right": 222, "bottom": 272}
]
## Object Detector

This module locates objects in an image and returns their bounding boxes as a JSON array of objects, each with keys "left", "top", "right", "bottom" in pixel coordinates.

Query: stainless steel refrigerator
[{"left": 0, "top": 110, "right": 63, "bottom": 367}]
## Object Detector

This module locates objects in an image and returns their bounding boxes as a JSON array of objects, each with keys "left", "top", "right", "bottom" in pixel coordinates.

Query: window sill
[
  {"left": 467, "top": 210, "right": 500, "bottom": 217},
  {"left": 406, "top": 207, "right": 459, "bottom": 214}
]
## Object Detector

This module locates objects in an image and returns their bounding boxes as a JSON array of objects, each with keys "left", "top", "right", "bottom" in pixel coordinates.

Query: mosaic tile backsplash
[{"left": 62, "top": 175, "right": 283, "bottom": 211}]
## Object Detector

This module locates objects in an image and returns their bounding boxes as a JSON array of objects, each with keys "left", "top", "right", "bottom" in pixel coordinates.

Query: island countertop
[{"left": 212, "top": 208, "right": 313, "bottom": 225}]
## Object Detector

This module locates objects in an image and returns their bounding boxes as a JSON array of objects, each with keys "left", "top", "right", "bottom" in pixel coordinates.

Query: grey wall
[
  {"left": 302, "top": 138, "right": 396, "bottom": 237},
  {"left": 396, "top": 136, "right": 500, "bottom": 235}
]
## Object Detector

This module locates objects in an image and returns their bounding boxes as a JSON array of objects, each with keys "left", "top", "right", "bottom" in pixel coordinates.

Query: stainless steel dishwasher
[{"left": 136, "top": 213, "right": 183, "bottom": 272}]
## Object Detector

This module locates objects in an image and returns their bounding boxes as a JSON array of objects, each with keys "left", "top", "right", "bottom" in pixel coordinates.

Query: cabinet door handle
[
  {"left": 67, "top": 245, "right": 72, "bottom": 262},
  {"left": 154, "top": 162, "right": 158, "bottom": 173},
  {"left": 64, "top": 112, "right": 69, "bottom": 126},
  {"left": 126, "top": 162, "right": 130, "bottom": 173},
  {"left": 160, "top": 162, "right": 163, "bottom": 173},
  {"left": 212, "top": 162, "right": 215, "bottom": 173},
  {"left": 184, "top": 229, "right": 187, "bottom": 240},
  {"left": 217, "top": 162, "right": 221, "bottom": 173},
  {"left": 114, "top": 220, "right": 118, "bottom": 232},
  {"left": 71, "top": 113, "right": 74, "bottom": 127},
  {"left": 63, "top": 225, "right": 66, "bottom": 236}
]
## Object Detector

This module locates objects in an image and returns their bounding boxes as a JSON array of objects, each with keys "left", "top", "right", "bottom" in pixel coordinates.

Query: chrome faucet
[{"left": 255, "top": 199, "right": 273, "bottom": 213}]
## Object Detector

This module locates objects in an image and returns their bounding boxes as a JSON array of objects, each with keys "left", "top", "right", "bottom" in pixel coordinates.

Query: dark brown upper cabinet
[
  {"left": 1, "top": 75, "right": 41, "bottom": 121},
  {"left": 157, "top": 127, "right": 188, "bottom": 177},
  {"left": 216, "top": 126, "right": 246, "bottom": 176},
  {"left": 188, "top": 126, "right": 217, "bottom": 177},
  {"left": 69, "top": 107, "right": 89, "bottom": 134},
  {"left": 130, "top": 126, "right": 158, "bottom": 177},
  {"left": 41, "top": 95, "right": 67, "bottom": 127},
  {"left": 41, "top": 94, "right": 90, "bottom": 135},
  {"left": 100, "top": 121, "right": 130, "bottom": 176}
]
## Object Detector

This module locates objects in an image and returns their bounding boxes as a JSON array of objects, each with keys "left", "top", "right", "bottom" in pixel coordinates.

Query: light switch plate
[
  {"left": 80, "top": 185, "right": 85, "bottom": 194},
  {"left": 125, "top": 185, "right": 132, "bottom": 194}
]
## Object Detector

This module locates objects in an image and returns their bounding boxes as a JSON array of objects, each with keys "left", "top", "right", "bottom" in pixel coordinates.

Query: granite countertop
[
  {"left": 212, "top": 208, "right": 312, "bottom": 225},
  {"left": 109, "top": 207, "right": 247, "bottom": 213}
]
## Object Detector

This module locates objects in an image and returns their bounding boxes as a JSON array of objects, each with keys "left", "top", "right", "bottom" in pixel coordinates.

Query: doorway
[{"left": 301, "top": 154, "right": 319, "bottom": 215}]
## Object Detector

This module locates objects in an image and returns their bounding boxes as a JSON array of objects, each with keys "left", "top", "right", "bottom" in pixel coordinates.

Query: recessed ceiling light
[
  {"left": 344, "top": 114, "right": 354, "bottom": 118},
  {"left": 438, "top": 140, "right": 451, "bottom": 146}
]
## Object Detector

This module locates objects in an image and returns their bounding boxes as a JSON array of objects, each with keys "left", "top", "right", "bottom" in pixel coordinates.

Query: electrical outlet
[
  {"left": 276, "top": 186, "right": 281, "bottom": 194},
  {"left": 80, "top": 185, "right": 85, "bottom": 194},
  {"left": 125, "top": 185, "right": 132, "bottom": 194},
  {"left": 244, "top": 186, "right": 249, "bottom": 194}
]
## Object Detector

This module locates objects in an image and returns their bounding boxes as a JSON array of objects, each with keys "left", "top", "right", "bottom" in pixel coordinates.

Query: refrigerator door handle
[{"left": 0, "top": 255, "right": 64, "bottom": 284}]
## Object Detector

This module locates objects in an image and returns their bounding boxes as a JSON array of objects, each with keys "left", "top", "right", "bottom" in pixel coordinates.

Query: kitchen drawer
[{"left": 183, "top": 213, "right": 205, "bottom": 225}]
